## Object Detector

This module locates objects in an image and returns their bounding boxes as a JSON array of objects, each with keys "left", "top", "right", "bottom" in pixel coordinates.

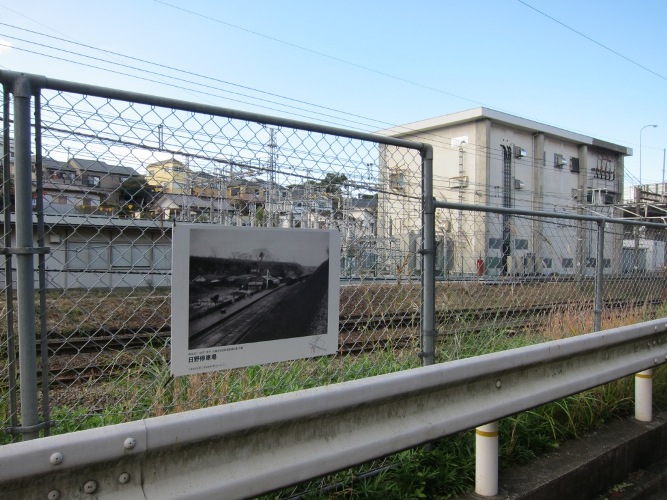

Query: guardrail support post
[
  {"left": 475, "top": 421, "right": 499, "bottom": 496},
  {"left": 635, "top": 369, "right": 653, "bottom": 422}
]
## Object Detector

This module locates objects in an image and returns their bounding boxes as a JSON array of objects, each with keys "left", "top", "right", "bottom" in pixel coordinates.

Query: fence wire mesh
[
  {"left": 433, "top": 210, "right": 667, "bottom": 364},
  {"left": 1, "top": 85, "right": 425, "bottom": 442},
  {"left": 2, "top": 76, "right": 667, "bottom": 498}
]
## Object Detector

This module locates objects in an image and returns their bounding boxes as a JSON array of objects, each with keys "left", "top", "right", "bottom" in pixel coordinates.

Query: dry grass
[{"left": 0, "top": 276, "right": 664, "bottom": 340}]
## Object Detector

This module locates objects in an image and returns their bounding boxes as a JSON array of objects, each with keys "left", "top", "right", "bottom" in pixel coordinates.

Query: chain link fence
[
  {"left": 1, "top": 75, "right": 426, "bottom": 443},
  {"left": 2, "top": 73, "right": 667, "bottom": 462},
  {"left": 432, "top": 205, "right": 667, "bottom": 363}
]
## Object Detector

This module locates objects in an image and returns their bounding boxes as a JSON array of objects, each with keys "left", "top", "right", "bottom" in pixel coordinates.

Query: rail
[{"left": 1, "top": 318, "right": 665, "bottom": 499}]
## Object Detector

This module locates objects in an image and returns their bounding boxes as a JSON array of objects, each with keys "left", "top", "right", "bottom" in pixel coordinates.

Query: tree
[
  {"left": 319, "top": 173, "right": 347, "bottom": 211},
  {"left": 119, "top": 175, "right": 156, "bottom": 217},
  {"left": 319, "top": 173, "right": 347, "bottom": 194}
]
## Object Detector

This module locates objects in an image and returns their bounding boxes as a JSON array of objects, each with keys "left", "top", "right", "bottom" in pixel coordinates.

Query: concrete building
[{"left": 379, "top": 107, "right": 633, "bottom": 277}]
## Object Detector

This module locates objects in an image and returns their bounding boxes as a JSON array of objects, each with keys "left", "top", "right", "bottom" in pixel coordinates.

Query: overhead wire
[
  {"left": 517, "top": 0, "right": 667, "bottom": 82},
  {"left": 152, "top": 0, "right": 490, "bottom": 109},
  {"left": 0, "top": 22, "right": 637, "bottom": 188},
  {"left": 0, "top": 23, "right": 398, "bottom": 132},
  {"left": 0, "top": 14, "right": 642, "bottom": 207},
  {"left": 0, "top": 41, "right": 386, "bottom": 132}
]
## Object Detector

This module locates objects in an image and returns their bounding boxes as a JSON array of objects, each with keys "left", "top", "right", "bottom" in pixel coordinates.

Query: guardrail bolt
[
  {"left": 496, "top": 379, "right": 502, "bottom": 389},
  {"left": 82, "top": 480, "right": 97, "bottom": 494},
  {"left": 49, "top": 452, "right": 64, "bottom": 465},
  {"left": 47, "top": 490, "right": 60, "bottom": 500},
  {"left": 124, "top": 437, "right": 136, "bottom": 450},
  {"left": 118, "top": 472, "right": 131, "bottom": 484}
]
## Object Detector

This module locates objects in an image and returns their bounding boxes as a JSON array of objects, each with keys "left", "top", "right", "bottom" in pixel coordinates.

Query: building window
[
  {"left": 586, "top": 258, "right": 596, "bottom": 268},
  {"left": 514, "top": 239, "right": 528, "bottom": 250},
  {"left": 586, "top": 189, "right": 617, "bottom": 205},
  {"left": 603, "top": 258, "right": 611, "bottom": 268},
  {"left": 603, "top": 192, "right": 616, "bottom": 204},
  {"left": 389, "top": 169, "right": 406, "bottom": 192},
  {"left": 570, "top": 157, "right": 579, "bottom": 173},
  {"left": 489, "top": 238, "right": 503, "bottom": 249},
  {"left": 542, "top": 258, "right": 552, "bottom": 269},
  {"left": 112, "top": 243, "right": 152, "bottom": 268},
  {"left": 487, "top": 257, "right": 502, "bottom": 269},
  {"left": 562, "top": 258, "right": 573, "bottom": 269},
  {"left": 86, "top": 175, "right": 101, "bottom": 187},
  {"left": 67, "top": 241, "right": 109, "bottom": 271}
]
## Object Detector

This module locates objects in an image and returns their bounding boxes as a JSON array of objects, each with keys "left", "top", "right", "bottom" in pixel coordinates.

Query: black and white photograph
[{"left": 171, "top": 225, "right": 340, "bottom": 375}]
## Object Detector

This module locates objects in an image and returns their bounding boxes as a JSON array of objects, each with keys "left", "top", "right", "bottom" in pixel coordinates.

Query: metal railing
[
  {"left": 1, "top": 318, "right": 665, "bottom": 498},
  {"left": 1, "top": 70, "right": 667, "bottom": 497}
]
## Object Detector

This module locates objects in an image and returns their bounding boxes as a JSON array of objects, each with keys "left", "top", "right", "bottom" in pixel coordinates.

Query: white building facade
[{"left": 380, "top": 108, "right": 632, "bottom": 277}]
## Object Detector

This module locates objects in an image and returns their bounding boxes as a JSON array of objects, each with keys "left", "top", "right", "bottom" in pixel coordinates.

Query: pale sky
[
  {"left": 0, "top": 0, "right": 665, "bottom": 187},
  {"left": 190, "top": 226, "right": 330, "bottom": 267}
]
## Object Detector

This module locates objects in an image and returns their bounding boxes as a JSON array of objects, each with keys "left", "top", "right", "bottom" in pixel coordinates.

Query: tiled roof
[
  {"left": 69, "top": 158, "right": 137, "bottom": 176},
  {"left": 151, "top": 193, "right": 234, "bottom": 211}
]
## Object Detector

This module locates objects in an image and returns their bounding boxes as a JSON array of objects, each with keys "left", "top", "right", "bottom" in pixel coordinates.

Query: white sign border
[{"left": 170, "top": 225, "right": 340, "bottom": 376}]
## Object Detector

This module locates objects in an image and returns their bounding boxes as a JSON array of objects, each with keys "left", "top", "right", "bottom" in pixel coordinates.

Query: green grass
[
  {"left": 2, "top": 301, "right": 667, "bottom": 496},
  {"left": 266, "top": 368, "right": 666, "bottom": 499}
]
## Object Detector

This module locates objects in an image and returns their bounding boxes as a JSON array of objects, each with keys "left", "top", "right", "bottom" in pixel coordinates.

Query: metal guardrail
[{"left": 1, "top": 318, "right": 665, "bottom": 499}]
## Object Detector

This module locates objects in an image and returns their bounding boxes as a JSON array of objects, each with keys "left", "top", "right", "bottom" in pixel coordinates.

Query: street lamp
[{"left": 639, "top": 124, "right": 658, "bottom": 188}]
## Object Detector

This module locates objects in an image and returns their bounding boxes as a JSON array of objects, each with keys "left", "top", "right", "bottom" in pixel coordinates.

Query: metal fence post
[
  {"left": 421, "top": 144, "right": 436, "bottom": 366},
  {"left": 594, "top": 219, "right": 605, "bottom": 332},
  {"left": 12, "top": 76, "right": 40, "bottom": 440}
]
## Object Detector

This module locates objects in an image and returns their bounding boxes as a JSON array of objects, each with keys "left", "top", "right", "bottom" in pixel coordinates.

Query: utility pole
[
  {"left": 662, "top": 148, "right": 666, "bottom": 202},
  {"left": 267, "top": 127, "right": 277, "bottom": 227}
]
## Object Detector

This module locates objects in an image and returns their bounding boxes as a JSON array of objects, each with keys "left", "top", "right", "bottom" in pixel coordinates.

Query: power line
[
  {"left": 0, "top": 22, "right": 398, "bottom": 133},
  {"left": 0, "top": 21, "right": 640, "bottom": 198},
  {"left": 152, "top": 0, "right": 489, "bottom": 108},
  {"left": 517, "top": 0, "right": 667, "bottom": 82},
  {"left": 0, "top": 21, "right": 640, "bottom": 170}
]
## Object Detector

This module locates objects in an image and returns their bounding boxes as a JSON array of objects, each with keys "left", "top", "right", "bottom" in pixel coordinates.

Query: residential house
[
  {"left": 227, "top": 179, "right": 266, "bottom": 219},
  {"left": 149, "top": 192, "right": 235, "bottom": 223},
  {"left": 36, "top": 157, "right": 136, "bottom": 216},
  {"left": 145, "top": 158, "right": 192, "bottom": 195},
  {"left": 67, "top": 158, "right": 137, "bottom": 211}
]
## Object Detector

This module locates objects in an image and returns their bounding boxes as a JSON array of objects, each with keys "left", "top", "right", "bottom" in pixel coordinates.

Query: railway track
[
  {"left": 44, "top": 297, "right": 661, "bottom": 355},
  {"left": 40, "top": 298, "right": 663, "bottom": 385},
  {"left": 41, "top": 329, "right": 171, "bottom": 356}
]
